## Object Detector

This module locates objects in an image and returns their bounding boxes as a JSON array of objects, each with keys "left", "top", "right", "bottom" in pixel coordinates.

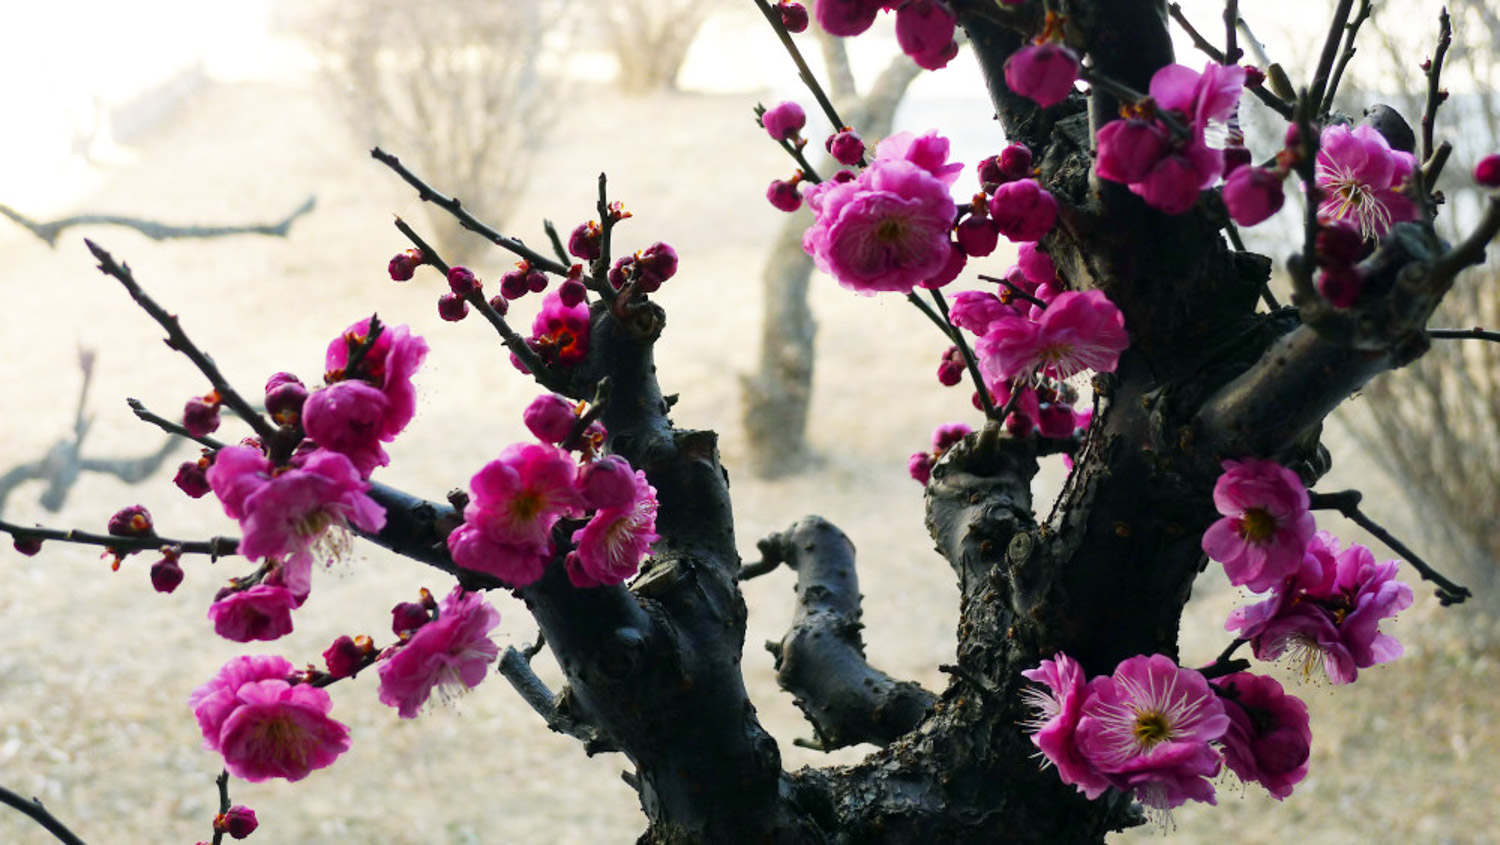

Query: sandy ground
[{"left": 2, "top": 34, "right": 1498, "bottom": 845}]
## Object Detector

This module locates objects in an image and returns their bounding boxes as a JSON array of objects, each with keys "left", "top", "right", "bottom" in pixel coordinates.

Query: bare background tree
[
  {"left": 604, "top": 0, "right": 726, "bottom": 92},
  {"left": 299, "top": 0, "right": 575, "bottom": 261}
]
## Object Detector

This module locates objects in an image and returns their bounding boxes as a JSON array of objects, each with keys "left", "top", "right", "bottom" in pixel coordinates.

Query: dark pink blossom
[
  {"left": 826, "top": 130, "right": 865, "bottom": 166},
  {"left": 324, "top": 318, "right": 428, "bottom": 441},
  {"left": 948, "top": 290, "right": 1013, "bottom": 334},
  {"left": 1318, "top": 265, "right": 1365, "bottom": 307},
  {"left": 918, "top": 241, "right": 967, "bottom": 289},
  {"left": 302, "top": 381, "right": 392, "bottom": 477},
  {"left": 378, "top": 586, "right": 501, "bottom": 718},
  {"left": 1315, "top": 123, "right": 1418, "bottom": 240},
  {"left": 1129, "top": 143, "right": 1221, "bottom": 214},
  {"left": 216, "top": 805, "right": 258, "bottom": 839},
  {"left": 189, "top": 655, "right": 349, "bottom": 783},
  {"left": 323, "top": 635, "right": 366, "bottom": 680},
  {"left": 523, "top": 393, "right": 578, "bottom": 444},
  {"left": 1004, "top": 44, "right": 1080, "bottom": 108},
  {"left": 1021, "top": 653, "right": 1112, "bottom": 799},
  {"left": 208, "top": 584, "right": 298, "bottom": 642},
  {"left": 1211, "top": 672, "right": 1311, "bottom": 800},
  {"left": 447, "top": 443, "right": 581, "bottom": 586},
  {"left": 873, "top": 130, "right": 964, "bottom": 186},
  {"left": 1475, "top": 154, "right": 1500, "bottom": 187},
  {"left": 184, "top": 396, "right": 221, "bottom": 438},
  {"left": 931, "top": 421, "right": 971, "bottom": 453},
  {"left": 578, "top": 455, "right": 638, "bottom": 510},
  {"left": 778, "top": 1, "right": 810, "bottom": 32},
  {"left": 1150, "top": 62, "right": 1245, "bottom": 138},
  {"left": 935, "top": 345, "right": 964, "bottom": 386},
  {"left": 814, "top": 0, "right": 883, "bottom": 37},
  {"left": 206, "top": 446, "right": 385, "bottom": 576},
  {"left": 1016, "top": 242, "right": 1056, "bottom": 287},
  {"left": 635, "top": 242, "right": 678, "bottom": 291},
  {"left": 568, "top": 469, "right": 659, "bottom": 588},
  {"left": 761, "top": 101, "right": 806, "bottom": 141},
  {"left": 907, "top": 452, "right": 935, "bottom": 485},
  {"left": 437, "top": 292, "right": 469, "bottom": 322},
  {"left": 1200, "top": 458, "right": 1314, "bottom": 593},
  {"left": 1223, "top": 165, "right": 1285, "bottom": 227},
  {"left": 264, "top": 376, "right": 308, "bottom": 427},
  {"left": 388, "top": 249, "right": 421, "bottom": 281},
  {"left": 151, "top": 555, "right": 185, "bottom": 593},
  {"left": 767, "top": 177, "right": 804, "bottom": 212},
  {"left": 529, "top": 290, "right": 591, "bottom": 366},
  {"left": 1075, "top": 654, "right": 1229, "bottom": 811},
  {"left": 988, "top": 179, "right": 1057, "bottom": 242},
  {"left": 568, "top": 220, "right": 602, "bottom": 261},
  {"left": 976, "top": 290, "right": 1128, "bottom": 382},
  {"left": 955, "top": 214, "right": 1000, "bottom": 257},
  {"left": 1095, "top": 119, "right": 1170, "bottom": 184},
  {"left": 803, "top": 157, "right": 957, "bottom": 294},
  {"left": 894, "top": 0, "right": 958, "bottom": 70}
]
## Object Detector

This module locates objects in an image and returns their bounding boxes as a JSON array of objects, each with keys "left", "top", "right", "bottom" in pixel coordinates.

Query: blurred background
[{"left": 1, "top": 1, "right": 1495, "bottom": 841}]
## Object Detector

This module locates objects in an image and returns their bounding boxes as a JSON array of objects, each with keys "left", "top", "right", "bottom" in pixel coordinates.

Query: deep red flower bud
[
  {"left": 323, "top": 634, "right": 365, "bottom": 679},
  {"left": 1242, "top": 65, "right": 1265, "bottom": 88},
  {"left": 215, "top": 805, "right": 258, "bottom": 840},
  {"left": 12, "top": 535, "right": 43, "bottom": 556},
  {"left": 1475, "top": 154, "right": 1500, "bottom": 187},
  {"left": 150, "top": 555, "right": 184, "bottom": 593},
  {"left": 761, "top": 101, "right": 806, "bottom": 141},
  {"left": 500, "top": 270, "right": 530, "bottom": 300},
  {"left": 825, "top": 130, "right": 865, "bottom": 166},
  {"left": 391, "top": 601, "right": 431, "bottom": 635},
  {"left": 830, "top": 168, "right": 857, "bottom": 184},
  {"left": 387, "top": 249, "right": 422, "bottom": 282},
  {"left": 955, "top": 215, "right": 1000, "bottom": 257},
  {"left": 1318, "top": 265, "right": 1365, "bottom": 307},
  {"left": 636, "top": 242, "right": 678, "bottom": 291},
  {"left": 183, "top": 395, "right": 221, "bottom": 438},
  {"left": 526, "top": 270, "right": 549, "bottom": 293},
  {"left": 437, "top": 292, "right": 469, "bottom": 322},
  {"left": 998, "top": 144, "right": 1034, "bottom": 182},
  {"left": 1316, "top": 222, "right": 1365, "bottom": 267},
  {"left": 1221, "top": 145, "right": 1253, "bottom": 177},
  {"left": 1222, "top": 165, "right": 1285, "bottom": 226},
  {"left": 108, "top": 505, "right": 154, "bottom": 538},
  {"left": 778, "top": 1, "right": 809, "bottom": 32},
  {"left": 265, "top": 381, "right": 308, "bottom": 426},
  {"left": 557, "top": 277, "right": 588, "bottom": 308},
  {"left": 487, "top": 294, "right": 509, "bottom": 316},
  {"left": 174, "top": 459, "right": 212, "bottom": 498},
  {"left": 767, "top": 178, "right": 803, "bottom": 212},
  {"left": 446, "top": 265, "right": 480, "bottom": 296},
  {"left": 608, "top": 256, "right": 634, "bottom": 290},
  {"left": 936, "top": 346, "right": 964, "bottom": 386},
  {"left": 568, "top": 221, "right": 602, "bottom": 261}
]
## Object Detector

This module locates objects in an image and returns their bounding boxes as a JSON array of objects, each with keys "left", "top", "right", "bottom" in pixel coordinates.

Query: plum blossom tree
[{"left": 2, "top": 0, "right": 1496, "bottom": 842}]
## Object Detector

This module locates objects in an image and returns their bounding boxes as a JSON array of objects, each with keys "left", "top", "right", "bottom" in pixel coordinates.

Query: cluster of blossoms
[
  {"left": 1022, "top": 653, "right": 1311, "bottom": 813},
  {"left": 814, "top": 1, "right": 960, "bottom": 70},
  {"left": 446, "top": 393, "right": 660, "bottom": 590},
  {"left": 1204, "top": 458, "right": 1413, "bottom": 683}
]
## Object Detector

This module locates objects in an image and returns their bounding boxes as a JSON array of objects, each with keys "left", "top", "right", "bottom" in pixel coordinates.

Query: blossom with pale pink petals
[
  {"left": 569, "top": 469, "right": 659, "bottom": 588},
  {"left": 976, "top": 290, "right": 1128, "bottom": 382},
  {"left": 189, "top": 655, "right": 349, "bottom": 782},
  {"left": 378, "top": 586, "right": 501, "bottom": 717},
  {"left": 1201, "top": 458, "right": 1314, "bottom": 593}
]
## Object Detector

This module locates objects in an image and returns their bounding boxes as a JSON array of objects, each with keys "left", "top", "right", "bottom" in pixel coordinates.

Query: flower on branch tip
[
  {"left": 1075, "top": 654, "right": 1230, "bottom": 812},
  {"left": 568, "top": 468, "right": 659, "bottom": 588},
  {"left": 568, "top": 220, "right": 602, "bottom": 261},
  {"left": 189, "top": 655, "right": 349, "bottom": 783},
  {"left": 527, "top": 290, "right": 591, "bottom": 367},
  {"left": 437, "top": 292, "right": 469, "bottom": 322},
  {"left": 826, "top": 130, "right": 865, "bottom": 166},
  {"left": 319, "top": 318, "right": 428, "bottom": 454},
  {"left": 151, "top": 551, "right": 184, "bottom": 593},
  {"left": 209, "top": 583, "right": 298, "bottom": 642},
  {"left": 183, "top": 393, "right": 222, "bottom": 438},
  {"left": 778, "top": 1, "right": 810, "bottom": 32},
  {"left": 378, "top": 585, "right": 501, "bottom": 718},
  {"left": 1210, "top": 672, "right": 1311, "bottom": 800},
  {"left": 976, "top": 290, "right": 1128, "bottom": 383},
  {"left": 323, "top": 634, "right": 367, "bottom": 680},
  {"left": 768, "top": 176, "right": 804, "bottom": 212},
  {"left": 761, "top": 100, "right": 807, "bottom": 142},
  {"left": 988, "top": 178, "right": 1057, "bottom": 243},
  {"left": 447, "top": 442, "right": 581, "bottom": 586},
  {"left": 1200, "top": 458, "right": 1314, "bottom": 593},
  {"left": 894, "top": 1, "right": 958, "bottom": 70},
  {"left": 215, "top": 804, "right": 259, "bottom": 839},
  {"left": 1222, "top": 165, "right": 1285, "bottom": 227},
  {"left": 264, "top": 375, "right": 308, "bottom": 427},
  {"left": 814, "top": 0, "right": 883, "bottom": 37},
  {"left": 1314, "top": 123, "right": 1418, "bottom": 241},
  {"left": 1005, "top": 44, "right": 1080, "bottom": 108},
  {"left": 388, "top": 248, "right": 423, "bottom": 282},
  {"left": 524, "top": 393, "right": 580, "bottom": 445}
]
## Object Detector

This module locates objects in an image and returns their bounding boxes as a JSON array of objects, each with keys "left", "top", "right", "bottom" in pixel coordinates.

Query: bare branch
[
  {"left": 1309, "top": 489, "right": 1471, "bottom": 604},
  {"left": 0, "top": 196, "right": 315, "bottom": 248},
  {"left": 0, "top": 784, "right": 86, "bottom": 845},
  {"left": 497, "top": 646, "right": 617, "bottom": 754},
  {"left": 1421, "top": 8, "right": 1453, "bottom": 165}
]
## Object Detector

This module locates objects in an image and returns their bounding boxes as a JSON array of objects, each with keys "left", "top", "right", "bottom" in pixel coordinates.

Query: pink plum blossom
[
  {"left": 768, "top": 178, "right": 804, "bottom": 212},
  {"left": 569, "top": 469, "right": 660, "bottom": 588},
  {"left": 323, "top": 318, "right": 428, "bottom": 441},
  {"left": 1475, "top": 153, "right": 1500, "bottom": 187},
  {"left": 873, "top": 130, "right": 964, "bottom": 186},
  {"left": 1315, "top": 124, "right": 1418, "bottom": 240},
  {"left": 523, "top": 393, "right": 578, "bottom": 444},
  {"left": 1016, "top": 242, "right": 1057, "bottom": 287},
  {"left": 976, "top": 290, "right": 1129, "bottom": 382},
  {"left": 907, "top": 451, "right": 935, "bottom": 485},
  {"left": 208, "top": 584, "right": 299, "bottom": 642},
  {"left": 378, "top": 586, "right": 501, "bottom": 717},
  {"left": 894, "top": 1, "right": 958, "bottom": 70},
  {"left": 1223, "top": 165, "right": 1285, "bottom": 227},
  {"left": 948, "top": 290, "right": 1014, "bottom": 334},
  {"left": 1200, "top": 458, "right": 1314, "bottom": 593},
  {"left": 1211, "top": 672, "right": 1311, "bottom": 799},
  {"left": 189, "top": 655, "right": 349, "bottom": 782},
  {"left": 803, "top": 157, "right": 957, "bottom": 294},
  {"left": 1021, "top": 653, "right": 1113, "bottom": 799},
  {"left": 578, "top": 455, "right": 639, "bottom": 510},
  {"left": 1004, "top": 44, "right": 1080, "bottom": 108},
  {"left": 446, "top": 443, "right": 581, "bottom": 586},
  {"left": 1074, "top": 654, "right": 1230, "bottom": 811},
  {"left": 814, "top": 0, "right": 883, "bottom": 36},
  {"left": 761, "top": 101, "right": 806, "bottom": 141},
  {"left": 206, "top": 446, "right": 385, "bottom": 580},
  {"left": 1095, "top": 119, "right": 1169, "bottom": 184},
  {"left": 955, "top": 214, "right": 1000, "bottom": 257},
  {"left": 527, "top": 290, "right": 591, "bottom": 367},
  {"left": 988, "top": 179, "right": 1058, "bottom": 242},
  {"left": 919, "top": 241, "right": 967, "bottom": 289},
  {"left": 826, "top": 130, "right": 865, "bottom": 166},
  {"left": 302, "top": 381, "right": 392, "bottom": 477}
]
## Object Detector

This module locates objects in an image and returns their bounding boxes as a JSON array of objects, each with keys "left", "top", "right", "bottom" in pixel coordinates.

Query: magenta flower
[
  {"left": 873, "top": 130, "right": 964, "bottom": 187},
  {"left": 814, "top": 0, "right": 883, "bottom": 37},
  {"left": 528, "top": 290, "right": 591, "bottom": 367},
  {"left": 907, "top": 451, "right": 935, "bottom": 485},
  {"left": 803, "top": 157, "right": 957, "bottom": 294},
  {"left": 206, "top": 446, "right": 385, "bottom": 577},
  {"left": 1095, "top": 119, "right": 1170, "bottom": 184},
  {"left": 955, "top": 214, "right": 1000, "bottom": 257},
  {"left": 1150, "top": 62, "right": 1244, "bottom": 138},
  {"left": 976, "top": 290, "right": 1129, "bottom": 382},
  {"left": 1211, "top": 672, "right": 1311, "bottom": 800},
  {"left": 190, "top": 655, "right": 349, "bottom": 783},
  {"left": 768, "top": 178, "right": 804, "bottom": 212},
  {"left": 1315, "top": 124, "right": 1418, "bottom": 240},
  {"left": 826, "top": 130, "right": 865, "bottom": 166},
  {"left": 378, "top": 586, "right": 501, "bottom": 718},
  {"left": 762, "top": 101, "right": 806, "bottom": 141},
  {"left": 523, "top": 393, "right": 578, "bottom": 444},
  {"left": 894, "top": 0, "right": 958, "bottom": 70},
  {"left": 302, "top": 381, "right": 392, "bottom": 477},
  {"left": 1016, "top": 242, "right": 1056, "bottom": 287},
  {"left": 1075, "top": 654, "right": 1230, "bottom": 811},
  {"left": 1200, "top": 458, "right": 1314, "bottom": 593},
  {"left": 568, "top": 469, "right": 659, "bottom": 588},
  {"left": 1475, "top": 153, "right": 1500, "bottom": 187},
  {"left": 1129, "top": 143, "right": 1222, "bottom": 215},
  {"left": 578, "top": 455, "right": 638, "bottom": 510},
  {"left": 1223, "top": 165, "right": 1285, "bottom": 227},
  {"left": 1004, "top": 44, "right": 1080, "bottom": 108},
  {"left": 948, "top": 290, "right": 1014, "bottom": 334},
  {"left": 1021, "top": 653, "right": 1113, "bottom": 799},
  {"left": 987, "top": 178, "right": 1058, "bottom": 242},
  {"left": 324, "top": 318, "right": 428, "bottom": 442},
  {"left": 208, "top": 584, "right": 299, "bottom": 643},
  {"left": 447, "top": 443, "right": 580, "bottom": 586},
  {"left": 216, "top": 805, "right": 259, "bottom": 839}
]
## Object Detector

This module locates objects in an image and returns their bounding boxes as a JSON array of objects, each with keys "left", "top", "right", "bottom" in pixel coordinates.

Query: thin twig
[
  {"left": 0, "top": 784, "right": 87, "bottom": 845},
  {"left": 1308, "top": 0, "right": 1357, "bottom": 116},
  {"left": 1223, "top": 0, "right": 1241, "bottom": 64},
  {"left": 751, "top": 0, "right": 849, "bottom": 142},
  {"left": 543, "top": 219, "right": 571, "bottom": 267},
  {"left": 127, "top": 398, "right": 224, "bottom": 450},
  {"left": 0, "top": 195, "right": 315, "bottom": 248},
  {"left": 210, "top": 769, "right": 231, "bottom": 845},
  {"left": 84, "top": 241, "right": 281, "bottom": 451},
  {"left": 929, "top": 288, "right": 996, "bottom": 418},
  {"left": 590, "top": 174, "right": 621, "bottom": 306},
  {"left": 370, "top": 148, "right": 572, "bottom": 277},
  {"left": 1309, "top": 489, "right": 1471, "bottom": 605},
  {"left": 1428, "top": 327, "right": 1500, "bottom": 342},
  {"left": 0, "top": 517, "right": 239, "bottom": 558},
  {"left": 976, "top": 273, "right": 1050, "bottom": 310},
  {"left": 1420, "top": 8, "right": 1453, "bottom": 165},
  {"left": 1320, "top": 0, "right": 1373, "bottom": 115}
]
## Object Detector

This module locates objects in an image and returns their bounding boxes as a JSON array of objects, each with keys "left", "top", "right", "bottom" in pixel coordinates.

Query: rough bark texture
[{"left": 346, "top": 1, "right": 1485, "bottom": 840}]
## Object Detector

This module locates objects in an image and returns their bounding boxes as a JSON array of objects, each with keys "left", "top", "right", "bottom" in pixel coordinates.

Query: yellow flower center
[
  {"left": 1237, "top": 507, "right": 1277, "bottom": 542},
  {"left": 876, "top": 218, "right": 907, "bottom": 243},
  {"left": 1132, "top": 711, "right": 1172, "bottom": 749}
]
